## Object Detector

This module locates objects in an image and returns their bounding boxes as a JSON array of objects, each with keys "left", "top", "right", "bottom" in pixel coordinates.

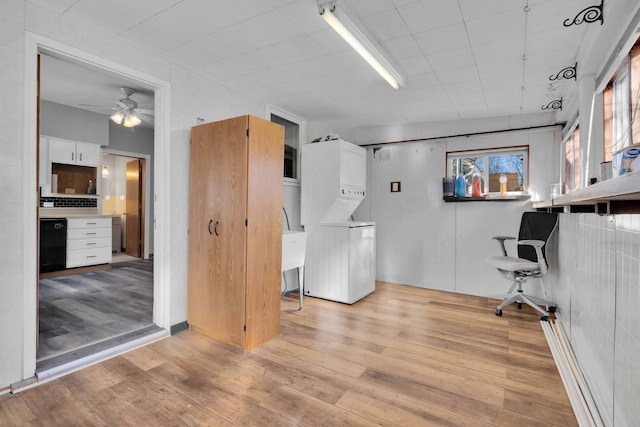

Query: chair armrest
[
  {"left": 517, "top": 239, "right": 546, "bottom": 274},
  {"left": 492, "top": 236, "right": 515, "bottom": 256}
]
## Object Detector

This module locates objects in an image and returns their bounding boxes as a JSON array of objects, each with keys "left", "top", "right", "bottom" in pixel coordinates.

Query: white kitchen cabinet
[
  {"left": 39, "top": 136, "right": 100, "bottom": 197},
  {"left": 49, "top": 137, "right": 101, "bottom": 166},
  {"left": 66, "top": 217, "right": 112, "bottom": 268}
]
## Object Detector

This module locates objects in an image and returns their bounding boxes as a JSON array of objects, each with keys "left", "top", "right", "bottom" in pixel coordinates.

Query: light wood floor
[{"left": 0, "top": 282, "right": 577, "bottom": 426}]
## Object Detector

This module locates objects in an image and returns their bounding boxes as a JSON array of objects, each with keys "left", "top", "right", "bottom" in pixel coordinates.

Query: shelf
[
  {"left": 443, "top": 194, "right": 531, "bottom": 203},
  {"left": 534, "top": 171, "right": 640, "bottom": 214}
]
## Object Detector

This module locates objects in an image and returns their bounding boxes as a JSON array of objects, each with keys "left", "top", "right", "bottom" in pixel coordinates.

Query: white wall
[
  {"left": 547, "top": 214, "right": 640, "bottom": 426},
  {"left": 40, "top": 100, "right": 109, "bottom": 146},
  {"left": 0, "top": 1, "right": 281, "bottom": 387},
  {"left": 351, "top": 127, "right": 558, "bottom": 296}
]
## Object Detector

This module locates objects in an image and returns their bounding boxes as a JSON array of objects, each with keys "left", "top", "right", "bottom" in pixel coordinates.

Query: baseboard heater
[{"left": 541, "top": 317, "right": 604, "bottom": 427}]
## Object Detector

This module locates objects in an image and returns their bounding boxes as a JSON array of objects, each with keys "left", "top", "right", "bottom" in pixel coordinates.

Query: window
[
  {"left": 562, "top": 125, "right": 580, "bottom": 192},
  {"left": 446, "top": 146, "right": 529, "bottom": 194},
  {"left": 267, "top": 106, "right": 306, "bottom": 181},
  {"left": 271, "top": 114, "right": 299, "bottom": 179},
  {"left": 603, "top": 40, "right": 640, "bottom": 161}
]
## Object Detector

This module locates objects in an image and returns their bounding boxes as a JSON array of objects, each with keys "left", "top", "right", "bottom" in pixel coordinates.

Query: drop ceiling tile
[
  {"left": 526, "top": 28, "right": 584, "bottom": 55},
  {"left": 458, "top": 0, "right": 522, "bottom": 21},
  {"left": 436, "top": 66, "right": 480, "bottom": 85},
  {"left": 268, "top": 0, "right": 299, "bottom": 8},
  {"left": 161, "top": 35, "right": 232, "bottom": 69},
  {"left": 269, "top": 35, "right": 327, "bottom": 65},
  {"left": 277, "top": 0, "right": 328, "bottom": 33},
  {"left": 29, "top": 0, "right": 79, "bottom": 13},
  {"left": 524, "top": 49, "right": 578, "bottom": 76},
  {"left": 391, "top": 0, "right": 422, "bottom": 7},
  {"left": 65, "top": 0, "right": 182, "bottom": 35},
  {"left": 381, "top": 35, "right": 423, "bottom": 60},
  {"left": 361, "top": 9, "right": 411, "bottom": 42},
  {"left": 454, "top": 103, "right": 490, "bottom": 119},
  {"left": 398, "top": 0, "right": 463, "bottom": 33},
  {"left": 309, "top": 28, "right": 352, "bottom": 55},
  {"left": 345, "top": 0, "right": 396, "bottom": 18},
  {"left": 465, "top": 8, "right": 526, "bottom": 45},
  {"left": 476, "top": 59, "right": 523, "bottom": 89},
  {"left": 426, "top": 46, "right": 476, "bottom": 71},
  {"left": 527, "top": 1, "right": 592, "bottom": 33},
  {"left": 405, "top": 71, "right": 444, "bottom": 90},
  {"left": 120, "top": 0, "right": 221, "bottom": 54},
  {"left": 472, "top": 36, "right": 525, "bottom": 64},
  {"left": 235, "top": 9, "right": 306, "bottom": 47},
  {"left": 398, "top": 56, "right": 432, "bottom": 75},
  {"left": 414, "top": 23, "right": 470, "bottom": 55}
]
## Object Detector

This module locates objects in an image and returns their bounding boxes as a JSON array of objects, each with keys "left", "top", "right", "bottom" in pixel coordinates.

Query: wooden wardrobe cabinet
[{"left": 188, "top": 115, "right": 284, "bottom": 351}]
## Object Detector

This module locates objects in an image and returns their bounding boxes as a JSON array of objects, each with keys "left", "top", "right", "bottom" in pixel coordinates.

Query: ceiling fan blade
[
  {"left": 138, "top": 113, "right": 154, "bottom": 124},
  {"left": 79, "top": 103, "right": 117, "bottom": 109},
  {"left": 135, "top": 108, "right": 154, "bottom": 115}
]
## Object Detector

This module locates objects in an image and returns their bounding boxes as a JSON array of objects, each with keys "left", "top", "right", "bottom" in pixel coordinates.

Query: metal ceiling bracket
[
  {"left": 541, "top": 98, "right": 563, "bottom": 111},
  {"left": 563, "top": 0, "right": 603, "bottom": 27},
  {"left": 549, "top": 63, "right": 577, "bottom": 81}
]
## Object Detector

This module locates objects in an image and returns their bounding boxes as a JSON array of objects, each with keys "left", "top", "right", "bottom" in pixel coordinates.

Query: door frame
[
  {"left": 23, "top": 33, "right": 172, "bottom": 380},
  {"left": 103, "top": 149, "right": 152, "bottom": 260}
]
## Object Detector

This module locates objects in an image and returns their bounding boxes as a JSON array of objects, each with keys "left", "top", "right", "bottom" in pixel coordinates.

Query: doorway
[
  {"left": 101, "top": 152, "right": 151, "bottom": 262},
  {"left": 31, "top": 41, "right": 170, "bottom": 378}
]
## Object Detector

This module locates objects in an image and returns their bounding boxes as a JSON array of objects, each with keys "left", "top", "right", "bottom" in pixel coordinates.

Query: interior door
[
  {"left": 188, "top": 116, "right": 248, "bottom": 348},
  {"left": 125, "top": 159, "right": 142, "bottom": 257}
]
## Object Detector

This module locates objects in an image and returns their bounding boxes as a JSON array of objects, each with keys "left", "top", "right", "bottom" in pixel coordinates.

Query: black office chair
[{"left": 485, "top": 211, "right": 558, "bottom": 320}]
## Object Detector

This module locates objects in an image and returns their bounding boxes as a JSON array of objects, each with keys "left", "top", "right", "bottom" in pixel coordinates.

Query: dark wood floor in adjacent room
[{"left": 0, "top": 282, "right": 577, "bottom": 426}]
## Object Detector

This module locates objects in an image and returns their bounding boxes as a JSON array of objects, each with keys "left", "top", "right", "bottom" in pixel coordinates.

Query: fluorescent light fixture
[{"left": 318, "top": 1, "right": 405, "bottom": 89}]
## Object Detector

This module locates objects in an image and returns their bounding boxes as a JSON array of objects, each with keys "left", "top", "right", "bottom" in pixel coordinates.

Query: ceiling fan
[{"left": 80, "top": 87, "right": 153, "bottom": 128}]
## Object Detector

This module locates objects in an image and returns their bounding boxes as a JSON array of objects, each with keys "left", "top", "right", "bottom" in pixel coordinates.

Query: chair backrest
[{"left": 517, "top": 212, "right": 558, "bottom": 263}]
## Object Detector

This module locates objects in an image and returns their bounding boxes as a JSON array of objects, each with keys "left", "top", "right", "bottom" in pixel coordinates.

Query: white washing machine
[{"left": 304, "top": 222, "right": 375, "bottom": 304}]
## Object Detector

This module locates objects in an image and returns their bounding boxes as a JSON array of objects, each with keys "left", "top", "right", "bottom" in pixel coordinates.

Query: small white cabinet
[
  {"left": 66, "top": 217, "right": 112, "bottom": 268},
  {"left": 49, "top": 137, "right": 101, "bottom": 166}
]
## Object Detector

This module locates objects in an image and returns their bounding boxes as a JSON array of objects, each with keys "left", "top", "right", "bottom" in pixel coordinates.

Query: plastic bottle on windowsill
[
  {"left": 499, "top": 174, "right": 507, "bottom": 196},
  {"left": 455, "top": 172, "right": 466, "bottom": 197},
  {"left": 472, "top": 174, "right": 482, "bottom": 197}
]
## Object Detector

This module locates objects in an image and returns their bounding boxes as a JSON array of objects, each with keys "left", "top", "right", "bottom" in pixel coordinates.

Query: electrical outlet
[{"left": 43, "top": 202, "right": 54, "bottom": 208}]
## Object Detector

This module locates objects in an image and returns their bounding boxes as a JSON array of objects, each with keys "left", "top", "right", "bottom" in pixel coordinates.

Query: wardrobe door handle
[
  {"left": 208, "top": 219, "right": 213, "bottom": 235},
  {"left": 214, "top": 221, "right": 219, "bottom": 236}
]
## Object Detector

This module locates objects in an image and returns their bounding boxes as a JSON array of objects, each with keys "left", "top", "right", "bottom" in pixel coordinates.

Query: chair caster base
[{"left": 495, "top": 309, "right": 503, "bottom": 317}]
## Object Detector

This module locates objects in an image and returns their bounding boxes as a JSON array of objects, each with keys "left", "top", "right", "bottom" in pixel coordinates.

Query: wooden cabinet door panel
[
  {"left": 245, "top": 116, "right": 283, "bottom": 350},
  {"left": 188, "top": 122, "right": 217, "bottom": 335},
  {"left": 189, "top": 116, "right": 248, "bottom": 348}
]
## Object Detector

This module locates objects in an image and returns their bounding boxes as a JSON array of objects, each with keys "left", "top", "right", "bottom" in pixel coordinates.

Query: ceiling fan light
[
  {"left": 110, "top": 111, "right": 124, "bottom": 124},
  {"left": 123, "top": 113, "right": 141, "bottom": 128}
]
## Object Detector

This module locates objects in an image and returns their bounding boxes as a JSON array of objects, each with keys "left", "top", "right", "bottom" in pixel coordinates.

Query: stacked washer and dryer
[{"left": 301, "top": 137, "right": 376, "bottom": 304}]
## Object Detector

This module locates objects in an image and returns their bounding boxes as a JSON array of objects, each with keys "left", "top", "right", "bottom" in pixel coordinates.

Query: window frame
[
  {"left": 266, "top": 105, "right": 307, "bottom": 183},
  {"left": 561, "top": 123, "right": 580, "bottom": 193},
  {"left": 445, "top": 145, "right": 530, "bottom": 195}
]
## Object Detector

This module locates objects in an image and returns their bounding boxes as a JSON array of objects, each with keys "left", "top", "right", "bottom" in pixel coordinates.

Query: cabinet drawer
[
  {"left": 67, "top": 247, "right": 112, "bottom": 268},
  {"left": 67, "top": 227, "right": 111, "bottom": 240},
  {"left": 68, "top": 217, "right": 111, "bottom": 229},
  {"left": 67, "top": 237, "right": 111, "bottom": 251}
]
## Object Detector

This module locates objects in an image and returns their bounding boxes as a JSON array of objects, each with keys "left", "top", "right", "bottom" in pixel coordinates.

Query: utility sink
[
  {"left": 282, "top": 231, "right": 307, "bottom": 271},
  {"left": 282, "top": 231, "right": 307, "bottom": 310}
]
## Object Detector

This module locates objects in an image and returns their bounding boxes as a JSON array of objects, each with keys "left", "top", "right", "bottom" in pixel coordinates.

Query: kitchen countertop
[{"left": 40, "top": 209, "right": 114, "bottom": 219}]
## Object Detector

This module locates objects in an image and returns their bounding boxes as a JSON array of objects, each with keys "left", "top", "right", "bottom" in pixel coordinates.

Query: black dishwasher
[{"left": 40, "top": 218, "right": 67, "bottom": 273}]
